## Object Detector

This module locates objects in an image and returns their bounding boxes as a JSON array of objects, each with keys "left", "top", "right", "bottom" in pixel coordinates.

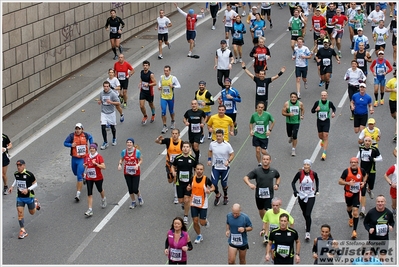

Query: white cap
[
  {"left": 75, "top": 123, "right": 83, "bottom": 128},
  {"left": 359, "top": 83, "right": 367, "bottom": 87}
]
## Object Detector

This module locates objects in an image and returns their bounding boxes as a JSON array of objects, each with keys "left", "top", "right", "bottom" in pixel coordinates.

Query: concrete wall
[{"left": 2, "top": 2, "right": 190, "bottom": 116}]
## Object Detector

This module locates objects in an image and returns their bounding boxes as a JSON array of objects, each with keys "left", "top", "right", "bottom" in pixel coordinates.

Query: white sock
[
  {"left": 292, "top": 148, "right": 295, "bottom": 151},
  {"left": 77, "top": 191, "right": 81, "bottom": 197}
]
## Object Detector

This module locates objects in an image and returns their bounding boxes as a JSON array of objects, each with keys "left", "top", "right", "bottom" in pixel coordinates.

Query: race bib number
[
  {"left": 257, "top": 86, "right": 266, "bottom": 95},
  {"left": 377, "top": 34, "right": 384, "bottom": 43},
  {"left": 170, "top": 154, "right": 178, "bottom": 162},
  {"left": 162, "top": 86, "right": 171, "bottom": 95},
  {"left": 255, "top": 125, "right": 265, "bottom": 134},
  {"left": 225, "top": 18, "right": 232, "bottom": 27},
  {"left": 376, "top": 67, "right": 385, "bottom": 75},
  {"left": 191, "top": 123, "right": 201, "bottom": 133},
  {"left": 17, "top": 180, "right": 27, "bottom": 190},
  {"left": 335, "top": 24, "right": 342, "bottom": 30},
  {"left": 215, "top": 158, "right": 225, "bottom": 169},
  {"left": 141, "top": 82, "right": 149, "bottom": 90},
  {"left": 258, "top": 187, "right": 270, "bottom": 199},
  {"left": 233, "top": 32, "right": 240, "bottom": 38},
  {"left": 224, "top": 100, "right": 233, "bottom": 110},
  {"left": 86, "top": 168, "right": 96, "bottom": 179},
  {"left": 357, "top": 59, "right": 364, "bottom": 67},
  {"left": 290, "top": 106, "right": 299, "bottom": 115},
  {"left": 361, "top": 150, "right": 372, "bottom": 161},
  {"left": 257, "top": 53, "right": 266, "bottom": 61},
  {"left": 179, "top": 171, "right": 190, "bottom": 182},
  {"left": 276, "top": 244, "right": 290, "bottom": 258},
  {"left": 314, "top": 23, "right": 320, "bottom": 29},
  {"left": 292, "top": 30, "right": 299, "bottom": 36},
  {"left": 318, "top": 111, "right": 328, "bottom": 121},
  {"left": 110, "top": 27, "right": 117, "bottom": 33},
  {"left": 322, "top": 58, "right": 331, "bottom": 66},
  {"left": 76, "top": 145, "right": 86, "bottom": 156},
  {"left": 169, "top": 248, "right": 182, "bottom": 261},
  {"left": 102, "top": 95, "right": 111, "bottom": 105},
  {"left": 126, "top": 166, "right": 136, "bottom": 175},
  {"left": 350, "top": 182, "right": 361, "bottom": 193},
  {"left": 376, "top": 224, "right": 388, "bottom": 236},
  {"left": 192, "top": 194, "right": 203, "bottom": 207},
  {"left": 118, "top": 72, "right": 126, "bottom": 80},
  {"left": 255, "top": 29, "right": 263, "bottom": 37},
  {"left": 302, "top": 182, "right": 312, "bottom": 193},
  {"left": 355, "top": 22, "right": 361, "bottom": 29},
  {"left": 231, "top": 233, "right": 243, "bottom": 246}
]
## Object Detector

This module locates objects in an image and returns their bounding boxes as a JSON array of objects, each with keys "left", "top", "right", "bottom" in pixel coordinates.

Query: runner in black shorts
[
  {"left": 183, "top": 100, "right": 206, "bottom": 162},
  {"left": 172, "top": 141, "right": 197, "bottom": 225},
  {"left": 316, "top": 39, "right": 340, "bottom": 90},
  {"left": 105, "top": 9, "right": 125, "bottom": 60}
]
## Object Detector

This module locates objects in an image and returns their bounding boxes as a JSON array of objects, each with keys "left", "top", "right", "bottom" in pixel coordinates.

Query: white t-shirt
[
  {"left": 209, "top": 141, "right": 234, "bottom": 170},
  {"left": 373, "top": 26, "right": 389, "bottom": 45},
  {"left": 293, "top": 45, "right": 312, "bottom": 67},
  {"left": 224, "top": 10, "right": 238, "bottom": 27},
  {"left": 367, "top": 10, "right": 385, "bottom": 27},
  {"left": 157, "top": 16, "right": 171, "bottom": 34}
]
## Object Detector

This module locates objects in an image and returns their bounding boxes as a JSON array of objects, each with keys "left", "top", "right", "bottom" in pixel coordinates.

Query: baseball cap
[
  {"left": 251, "top": 6, "right": 257, "bottom": 9},
  {"left": 350, "top": 157, "right": 359, "bottom": 163},
  {"left": 367, "top": 118, "right": 376, "bottom": 124},
  {"left": 378, "top": 50, "right": 384, "bottom": 55},
  {"left": 16, "top": 159, "right": 26, "bottom": 165},
  {"left": 323, "top": 39, "right": 329, "bottom": 43},
  {"left": 126, "top": 138, "right": 135, "bottom": 143},
  {"left": 320, "top": 30, "right": 326, "bottom": 35},
  {"left": 316, "top": 8, "right": 321, "bottom": 11},
  {"left": 357, "top": 27, "right": 363, "bottom": 31},
  {"left": 75, "top": 123, "right": 83, "bottom": 129},
  {"left": 355, "top": 6, "right": 361, "bottom": 10},
  {"left": 220, "top": 40, "right": 227, "bottom": 44},
  {"left": 188, "top": 9, "right": 194, "bottom": 15},
  {"left": 198, "top": 80, "right": 206, "bottom": 85},
  {"left": 359, "top": 83, "right": 367, "bottom": 87},
  {"left": 225, "top": 77, "right": 232, "bottom": 83}
]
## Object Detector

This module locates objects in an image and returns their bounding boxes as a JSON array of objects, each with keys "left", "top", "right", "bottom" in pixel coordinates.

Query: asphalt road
[{"left": 2, "top": 3, "right": 397, "bottom": 265}]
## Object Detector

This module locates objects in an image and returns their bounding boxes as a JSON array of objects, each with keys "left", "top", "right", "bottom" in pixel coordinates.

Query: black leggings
[
  {"left": 101, "top": 124, "right": 116, "bottom": 143},
  {"left": 217, "top": 69, "right": 230, "bottom": 88},
  {"left": 298, "top": 196, "right": 315, "bottom": 232},
  {"left": 348, "top": 84, "right": 360, "bottom": 114},
  {"left": 124, "top": 174, "right": 140, "bottom": 195},
  {"left": 86, "top": 180, "right": 103, "bottom": 196}
]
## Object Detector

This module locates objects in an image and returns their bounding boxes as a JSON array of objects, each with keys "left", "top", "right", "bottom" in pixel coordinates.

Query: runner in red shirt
[
  {"left": 331, "top": 8, "right": 348, "bottom": 58},
  {"left": 311, "top": 8, "right": 327, "bottom": 54},
  {"left": 114, "top": 54, "right": 134, "bottom": 108}
]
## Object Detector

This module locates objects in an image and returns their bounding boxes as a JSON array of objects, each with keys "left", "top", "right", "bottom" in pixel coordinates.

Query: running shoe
[
  {"left": 205, "top": 219, "right": 210, "bottom": 228},
  {"left": 119, "top": 45, "right": 123, "bottom": 54},
  {"left": 374, "top": 100, "right": 378, "bottom": 107},
  {"left": 211, "top": 25, "right": 215, "bottom": 30},
  {"left": 338, "top": 50, "right": 342, "bottom": 58},
  {"left": 142, "top": 116, "right": 148, "bottom": 125},
  {"left": 304, "top": 81, "right": 308, "bottom": 89},
  {"left": 239, "top": 58, "right": 242, "bottom": 63},
  {"left": 223, "top": 196, "right": 229, "bottom": 205},
  {"left": 305, "top": 232, "right": 310, "bottom": 241},
  {"left": 18, "top": 230, "right": 28, "bottom": 239},
  {"left": 194, "top": 234, "right": 203, "bottom": 244},
  {"left": 101, "top": 198, "right": 107, "bottom": 208},
  {"left": 319, "top": 80, "right": 324, "bottom": 87},
  {"left": 187, "top": 51, "right": 192, "bottom": 57},
  {"left": 242, "top": 11, "right": 246, "bottom": 16},
  {"left": 119, "top": 96, "right": 124, "bottom": 105},
  {"left": 75, "top": 192, "right": 80, "bottom": 202},
  {"left": 162, "top": 125, "right": 168, "bottom": 134},
  {"left": 129, "top": 201, "right": 137, "bottom": 209},
  {"left": 348, "top": 218, "right": 353, "bottom": 227},
  {"left": 270, "top": 23, "right": 273, "bottom": 29},
  {"left": 321, "top": 153, "right": 326, "bottom": 161},
  {"left": 174, "top": 197, "right": 179, "bottom": 204},
  {"left": 393, "top": 62, "right": 396, "bottom": 67},
  {"left": 123, "top": 103, "right": 127, "bottom": 108},
  {"left": 168, "top": 43, "right": 171, "bottom": 49},
  {"left": 288, "top": 137, "right": 293, "bottom": 143},
  {"left": 200, "top": 135, "right": 205, "bottom": 144},
  {"left": 234, "top": 126, "right": 238, "bottom": 136},
  {"left": 233, "top": 58, "right": 237, "bottom": 64},
  {"left": 291, "top": 149, "right": 296, "bottom": 157},
  {"left": 350, "top": 115, "right": 354, "bottom": 120},
  {"left": 258, "top": 163, "right": 262, "bottom": 167},
  {"left": 170, "top": 121, "right": 176, "bottom": 129},
  {"left": 263, "top": 234, "right": 269, "bottom": 244},
  {"left": 183, "top": 216, "right": 188, "bottom": 225},
  {"left": 113, "top": 55, "right": 118, "bottom": 60},
  {"left": 208, "top": 132, "right": 212, "bottom": 140},
  {"left": 359, "top": 207, "right": 365, "bottom": 218},
  {"left": 3, "top": 186, "right": 8, "bottom": 195},
  {"left": 158, "top": 55, "right": 163, "bottom": 59},
  {"left": 100, "top": 142, "right": 109, "bottom": 150},
  {"left": 85, "top": 209, "right": 93, "bottom": 217},
  {"left": 380, "top": 99, "right": 384, "bottom": 105},
  {"left": 138, "top": 196, "right": 144, "bottom": 206},
  {"left": 150, "top": 114, "right": 156, "bottom": 123},
  {"left": 297, "top": 93, "right": 301, "bottom": 100},
  {"left": 368, "top": 190, "right": 374, "bottom": 199},
  {"left": 214, "top": 195, "right": 221, "bottom": 206},
  {"left": 112, "top": 138, "right": 117, "bottom": 146},
  {"left": 120, "top": 114, "right": 124, "bottom": 123},
  {"left": 351, "top": 230, "right": 357, "bottom": 239},
  {"left": 35, "top": 198, "right": 41, "bottom": 210}
]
